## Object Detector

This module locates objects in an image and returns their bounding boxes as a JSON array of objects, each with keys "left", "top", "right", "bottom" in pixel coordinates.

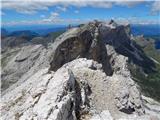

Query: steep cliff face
[
  {"left": 1, "top": 20, "right": 160, "bottom": 120},
  {"left": 49, "top": 22, "right": 112, "bottom": 75},
  {"left": 49, "top": 20, "right": 155, "bottom": 75}
]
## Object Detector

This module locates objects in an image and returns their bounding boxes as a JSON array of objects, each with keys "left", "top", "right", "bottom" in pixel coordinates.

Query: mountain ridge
[{"left": 1, "top": 20, "right": 160, "bottom": 120}]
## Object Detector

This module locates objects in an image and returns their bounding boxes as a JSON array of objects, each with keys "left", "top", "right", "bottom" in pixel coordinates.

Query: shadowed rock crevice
[{"left": 120, "top": 107, "right": 135, "bottom": 114}]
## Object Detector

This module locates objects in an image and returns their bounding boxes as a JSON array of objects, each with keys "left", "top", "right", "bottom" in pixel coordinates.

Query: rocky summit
[{"left": 1, "top": 20, "right": 160, "bottom": 120}]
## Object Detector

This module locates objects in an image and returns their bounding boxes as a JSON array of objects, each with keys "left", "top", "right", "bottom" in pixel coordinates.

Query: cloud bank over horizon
[{"left": 1, "top": 0, "right": 160, "bottom": 26}]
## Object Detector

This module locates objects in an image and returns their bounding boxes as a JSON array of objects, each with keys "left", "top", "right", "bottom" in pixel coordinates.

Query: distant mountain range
[
  {"left": 33, "top": 27, "right": 67, "bottom": 35},
  {"left": 1, "top": 24, "right": 160, "bottom": 49},
  {"left": 9, "top": 30, "right": 39, "bottom": 39},
  {"left": 2, "top": 24, "right": 159, "bottom": 36},
  {"left": 1, "top": 29, "right": 65, "bottom": 49},
  {"left": 1, "top": 28, "right": 9, "bottom": 36},
  {"left": 131, "top": 24, "right": 160, "bottom": 36},
  {"left": 1, "top": 24, "right": 67, "bottom": 36}
]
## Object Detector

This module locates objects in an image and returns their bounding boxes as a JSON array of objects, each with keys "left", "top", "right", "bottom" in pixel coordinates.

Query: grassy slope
[{"left": 133, "top": 36, "right": 160, "bottom": 101}]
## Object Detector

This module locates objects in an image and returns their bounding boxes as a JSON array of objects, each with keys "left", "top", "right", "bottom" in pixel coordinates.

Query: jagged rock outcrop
[
  {"left": 49, "top": 22, "right": 112, "bottom": 75},
  {"left": 1, "top": 20, "right": 160, "bottom": 120},
  {"left": 1, "top": 58, "right": 160, "bottom": 120},
  {"left": 99, "top": 22, "right": 155, "bottom": 73},
  {"left": 49, "top": 20, "right": 155, "bottom": 76},
  {"left": 2, "top": 20, "right": 155, "bottom": 91},
  {"left": 1, "top": 59, "right": 98, "bottom": 120}
]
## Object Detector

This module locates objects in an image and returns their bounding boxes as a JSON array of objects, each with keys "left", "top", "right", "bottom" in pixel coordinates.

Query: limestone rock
[
  {"left": 1, "top": 58, "right": 160, "bottom": 120},
  {"left": 2, "top": 20, "right": 155, "bottom": 92},
  {"left": 1, "top": 20, "right": 160, "bottom": 120},
  {"left": 1, "top": 45, "right": 49, "bottom": 91},
  {"left": 1, "top": 59, "right": 98, "bottom": 120},
  {"left": 99, "top": 21, "right": 155, "bottom": 73},
  {"left": 49, "top": 23, "right": 112, "bottom": 75},
  {"left": 90, "top": 110, "right": 113, "bottom": 120}
]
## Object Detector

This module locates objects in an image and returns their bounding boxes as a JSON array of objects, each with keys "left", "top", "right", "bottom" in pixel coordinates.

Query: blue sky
[{"left": 1, "top": 0, "right": 160, "bottom": 26}]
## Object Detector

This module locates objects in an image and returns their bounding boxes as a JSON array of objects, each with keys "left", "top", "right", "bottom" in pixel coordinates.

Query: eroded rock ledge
[
  {"left": 1, "top": 58, "right": 160, "bottom": 120},
  {"left": 1, "top": 20, "right": 160, "bottom": 120}
]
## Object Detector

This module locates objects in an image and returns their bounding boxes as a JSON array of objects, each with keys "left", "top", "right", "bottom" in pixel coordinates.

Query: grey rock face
[
  {"left": 2, "top": 20, "right": 154, "bottom": 92},
  {"left": 1, "top": 44, "right": 52, "bottom": 91},
  {"left": 49, "top": 20, "right": 155, "bottom": 76},
  {"left": 1, "top": 59, "right": 101, "bottom": 120},
  {"left": 1, "top": 20, "right": 160, "bottom": 120},
  {"left": 99, "top": 22, "right": 155, "bottom": 73},
  {"left": 2, "top": 58, "right": 160, "bottom": 120},
  {"left": 49, "top": 24, "right": 112, "bottom": 75}
]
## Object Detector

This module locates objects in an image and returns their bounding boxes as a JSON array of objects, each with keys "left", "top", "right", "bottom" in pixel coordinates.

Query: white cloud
[
  {"left": 56, "top": 6, "right": 67, "bottom": 12},
  {"left": 3, "top": 16, "right": 159, "bottom": 26},
  {"left": 74, "top": 10, "right": 79, "bottom": 14},
  {"left": 49, "top": 12, "right": 59, "bottom": 20},
  {"left": 2, "top": 18, "right": 83, "bottom": 26},
  {"left": 1, "top": 0, "right": 146, "bottom": 14},
  {"left": 115, "top": 1, "right": 144, "bottom": 7},
  {"left": 116, "top": 16, "right": 160, "bottom": 25},
  {"left": 41, "top": 12, "right": 60, "bottom": 23},
  {"left": 2, "top": 0, "right": 159, "bottom": 25},
  {"left": 86, "top": 1, "right": 113, "bottom": 8},
  {"left": 2, "top": 1, "right": 51, "bottom": 14},
  {"left": 151, "top": 1, "right": 160, "bottom": 15},
  {"left": 50, "top": 12, "right": 59, "bottom": 17}
]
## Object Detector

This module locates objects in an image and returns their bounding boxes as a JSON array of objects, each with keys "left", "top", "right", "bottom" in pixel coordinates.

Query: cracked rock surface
[
  {"left": 1, "top": 58, "right": 160, "bottom": 120},
  {"left": 1, "top": 20, "right": 160, "bottom": 120}
]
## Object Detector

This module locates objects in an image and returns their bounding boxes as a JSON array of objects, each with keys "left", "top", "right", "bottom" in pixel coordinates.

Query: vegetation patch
[{"left": 131, "top": 36, "right": 160, "bottom": 101}]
